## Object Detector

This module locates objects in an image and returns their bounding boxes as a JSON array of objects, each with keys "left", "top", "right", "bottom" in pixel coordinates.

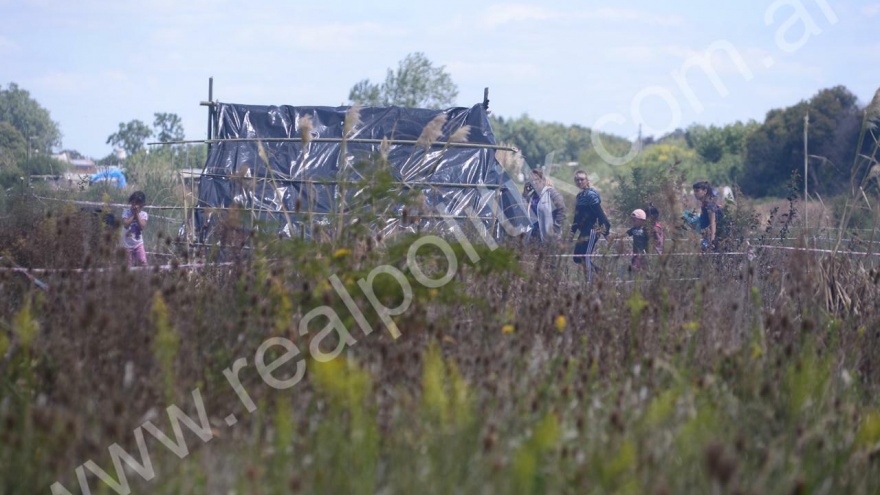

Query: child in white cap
[{"left": 625, "top": 209, "right": 649, "bottom": 270}]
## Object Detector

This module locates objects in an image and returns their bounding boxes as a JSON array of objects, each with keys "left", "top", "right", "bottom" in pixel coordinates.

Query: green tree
[
  {"left": 21, "top": 155, "right": 67, "bottom": 176},
  {"left": 348, "top": 52, "right": 458, "bottom": 109},
  {"left": 682, "top": 121, "right": 758, "bottom": 184},
  {"left": 613, "top": 159, "right": 686, "bottom": 225},
  {"left": 742, "top": 86, "right": 862, "bottom": 197},
  {"left": 153, "top": 112, "right": 185, "bottom": 143},
  {"left": 490, "top": 115, "right": 576, "bottom": 168},
  {"left": 0, "top": 83, "right": 62, "bottom": 151},
  {"left": 348, "top": 80, "right": 381, "bottom": 107},
  {"left": 686, "top": 124, "right": 726, "bottom": 163},
  {"left": 0, "top": 122, "right": 27, "bottom": 169},
  {"left": 106, "top": 120, "right": 153, "bottom": 156}
]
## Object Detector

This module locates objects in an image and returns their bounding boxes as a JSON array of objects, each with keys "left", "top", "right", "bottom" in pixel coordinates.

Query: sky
[{"left": 1, "top": 0, "right": 878, "bottom": 159}]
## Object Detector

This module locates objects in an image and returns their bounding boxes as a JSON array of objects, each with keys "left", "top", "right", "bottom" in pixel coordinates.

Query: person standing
[
  {"left": 122, "top": 190, "right": 149, "bottom": 266},
  {"left": 692, "top": 181, "right": 721, "bottom": 252},
  {"left": 647, "top": 204, "right": 665, "bottom": 256},
  {"left": 522, "top": 169, "right": 540, "bottom": 237},
  {"left": 568, "top": 171, "right": 611, "bottom": 282},
  {"left": 625, "top": 209, "right": 649, "bottom": 270},
  {"left": 531, "top": 170, "right": 566, "bottom": 242},
  {"left": 609, "top": 208, "right": 652, "bottom": 271}
]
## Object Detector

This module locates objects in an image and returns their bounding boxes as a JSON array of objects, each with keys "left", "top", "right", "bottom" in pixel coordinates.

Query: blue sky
[{"left": 1, "top": 0, "right": 878, "bottom": 158}]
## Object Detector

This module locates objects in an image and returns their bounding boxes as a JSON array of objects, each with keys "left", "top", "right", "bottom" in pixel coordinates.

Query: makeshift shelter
[{"left": 194, "top": 101, "right": 530, "bottom": 243}]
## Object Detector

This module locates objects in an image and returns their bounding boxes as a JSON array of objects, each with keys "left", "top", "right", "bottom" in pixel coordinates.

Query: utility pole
[
  {"left": 804, "top": 112, "right": 809, "bottom": 230},
  {"left": 25, "top": 126, "right": 32, "bottom": 187}
]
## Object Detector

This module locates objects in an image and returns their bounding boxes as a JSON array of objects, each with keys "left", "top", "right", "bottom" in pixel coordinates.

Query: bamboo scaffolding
[
  {"left": 195, "top": 173, "right": 506, "bottom": 190},
  {"left": 148, "top": 79, "right": 516, "bottom": 250},
  {"left": 148, "top": 136, "right": 519, "bottom": 153}
]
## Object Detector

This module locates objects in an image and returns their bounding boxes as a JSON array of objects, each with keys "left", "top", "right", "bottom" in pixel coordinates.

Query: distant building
[{"left": 53, "top": 152, "right": 98, "bottom": 175}]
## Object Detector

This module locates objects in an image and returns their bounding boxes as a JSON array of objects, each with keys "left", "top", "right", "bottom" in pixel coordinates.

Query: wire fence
[{"left": 9, "top": 193, "right": 878, "bottom": 289}]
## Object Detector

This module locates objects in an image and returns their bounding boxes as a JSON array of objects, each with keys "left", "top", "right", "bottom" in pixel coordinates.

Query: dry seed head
[
  {"left": 257, "top": 140, "right": 269, "bottom": 166},
  {"left": 416, "top": 113, "right": 448, "bottom": 149},
  {"left": 298, "top": 115, "right": 314, "bottom": 145},
  {"left": 380, "top": 137, "right": 391, "bottom": 161},
  {"left": 867, "top": 87, "right": 880, "bottom": 129},
  {"left": 344, "top": 106, "right": 362, "bottom": 136},
  {"left": 449, "top": 125, "right": 471, "bottom": 144}
]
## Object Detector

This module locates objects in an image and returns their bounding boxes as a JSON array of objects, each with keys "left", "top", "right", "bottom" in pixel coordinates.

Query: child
[
  {"left": 121, "top": 190, "right": 148, "bottom": 266},
  {"left": 647, "top": 204, "right": 665, "bottom": 255},
  {"left": 625, "top": 209, "right": 649, "bottom": 270}
]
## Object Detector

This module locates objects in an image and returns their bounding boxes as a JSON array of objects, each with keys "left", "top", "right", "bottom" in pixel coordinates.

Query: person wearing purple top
[{"left": 121, "top": 190, "right": 149, "bottom": 266}]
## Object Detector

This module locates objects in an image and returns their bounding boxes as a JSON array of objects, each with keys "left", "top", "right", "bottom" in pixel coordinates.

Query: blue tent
[{"left": 89, "top": 169, "right": 127, "bottom": 189}]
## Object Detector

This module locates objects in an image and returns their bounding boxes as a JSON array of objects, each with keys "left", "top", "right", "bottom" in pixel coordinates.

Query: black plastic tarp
[{"left": 195, "top": 102, "right": 530, "bottom": 242}]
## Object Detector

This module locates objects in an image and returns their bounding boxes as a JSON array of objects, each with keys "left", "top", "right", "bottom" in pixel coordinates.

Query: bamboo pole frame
[
  {"left": 148, "top": 136, "right": 520, "bottom": 153},
  {"left": 150, "top": 79, "right": 521, "bottom": 252}
]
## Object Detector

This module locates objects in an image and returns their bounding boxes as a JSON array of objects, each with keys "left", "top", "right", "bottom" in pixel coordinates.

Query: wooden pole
[
  {"left": 804, "top": 112, "right": 809, "bottom": 230},
  {"left": 206, "top": 77, "right": 214, "bottom": 155}
]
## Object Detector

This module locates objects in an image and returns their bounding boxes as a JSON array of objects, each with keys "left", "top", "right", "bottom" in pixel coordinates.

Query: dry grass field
[{"left": 1, "top": 189, "right": 879, "bottom": 495}]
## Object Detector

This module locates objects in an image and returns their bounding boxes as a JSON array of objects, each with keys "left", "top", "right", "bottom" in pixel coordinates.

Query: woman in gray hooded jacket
[{"left": 529, "top": 169, "right": 566, "bottom": 242}]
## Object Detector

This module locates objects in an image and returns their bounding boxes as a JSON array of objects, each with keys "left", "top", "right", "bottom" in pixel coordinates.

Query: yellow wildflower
[
  {"left": 751, "top": 342, "right": 764, "bottom": 360},
  {"left": 554, "top": 315, "right": 567, "bottom": 332},
  {"left": 683, "top": 321, "right": 700, "bottom": 334},
  {"left": 857, "top": 411, "right": 880, "bottom": 448}
]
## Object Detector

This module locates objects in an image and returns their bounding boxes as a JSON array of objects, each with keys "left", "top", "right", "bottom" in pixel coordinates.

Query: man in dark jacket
[{"left": 568, "top": 170, "right": 611, "bottom": 282}]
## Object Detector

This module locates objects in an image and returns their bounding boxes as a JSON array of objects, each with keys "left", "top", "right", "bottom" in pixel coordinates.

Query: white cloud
[
  {"left": 33, "top": 72, "right": 91, "bottom": 93},
  {"left": 608, "top": 44, "right": 692, "bottom": 64},
  {"left": 764, "top": 59, "right": 823, "bottom": 79},
  {"left": 581, "top": 8, "right": 685, "bottom": 27},
  {"left": 150, "top": 28, "right": 188, "bottom": 46},
  {"left": 285, "top": 22, "right": 397, "bottom": 51},
  {"left": 0, "top": 35, "right": 17, "bottom": 53},
  {"left": 483, "top": 4, "right": 560, "bottom": 28},
  {"left": 863, "top": 3, "right": 880, "bottom": 16},
  {"left": 227, "top": 21, "right": 401, "bottom": 52},
  {"left": 33, "top": 70, "right": 129, "bottom": 94},
  {"left": 482, "top": 4, "right": 685, "bottom": 28},
  {"left": 446, "top": 60, "right": 542, "bottom": 82}
]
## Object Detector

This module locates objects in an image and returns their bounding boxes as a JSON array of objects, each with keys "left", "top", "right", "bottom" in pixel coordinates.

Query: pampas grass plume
[
  {"left": 344, "top": 106, "right": 362, "bottom": 137},
  {"left": 867, "top": 87, "right": 880, "bottom": 130},
  {"left": 417, "top": 114, "right": 448, "bottom": 149},
  {"left": 449, "top": 125, "right": 471, "bottom": 144},
  {"left": 380, "top": 137, "right": 391, "bottom": 161},
  {"left": 299, "top": 115, "right": 314, "bottom": 145}
]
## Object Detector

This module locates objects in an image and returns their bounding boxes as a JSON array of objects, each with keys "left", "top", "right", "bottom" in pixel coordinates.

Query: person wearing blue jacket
[{"left": 568, "top": 170, "right": 611, "bottom": 282}]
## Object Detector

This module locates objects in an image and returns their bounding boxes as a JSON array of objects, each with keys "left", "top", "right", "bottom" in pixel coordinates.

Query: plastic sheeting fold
[{"left": 195, "top": 102, "right": 530, "bottom": 242}]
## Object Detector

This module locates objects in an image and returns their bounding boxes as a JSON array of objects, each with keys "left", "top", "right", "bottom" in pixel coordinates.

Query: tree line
[
  {"left": 348, "top": 54, "right": 878, "bottom": 202},
  {"left": 3, "top": 52, "right": 877, "bottom": 202}
]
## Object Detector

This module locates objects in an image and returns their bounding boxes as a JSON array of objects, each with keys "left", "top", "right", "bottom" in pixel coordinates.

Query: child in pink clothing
[
  {"left": 647, "top": 205, "right": 665, "bottom": 255},
  {"left": 121, "top": 191, "right": 148, "bottom": 266}
]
